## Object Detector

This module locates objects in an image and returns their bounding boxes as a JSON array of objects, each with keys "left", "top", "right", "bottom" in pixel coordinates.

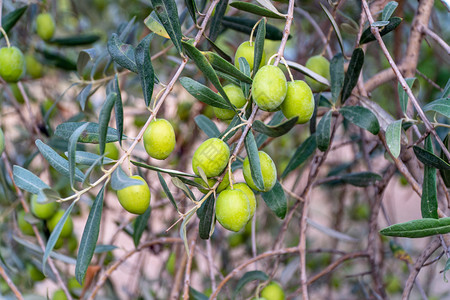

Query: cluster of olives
[{"left": 0, "top": 12, "right": 54, "bottom": 83}]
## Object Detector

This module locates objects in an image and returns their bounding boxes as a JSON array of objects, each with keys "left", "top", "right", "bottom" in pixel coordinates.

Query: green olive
[
  {"left": 0, "top": 47, "right": 25, "bottom": 82},
  {"left": 26, "top": 264, "right": 45, "bottom": 281},
  {"left": 215, "top": 189, "right": 251, "bottom": 232},
  {"left": 97, "top": 142, "right": 120, "bottom": 160},
  {"left": 213, "top": 84, "right": 247, "bottom": 120},
  {"left": 52, "top": 289, "right": 68, "bottom": 300},
  {"left": 228, "top": 183, "right": 256, "bottom": 218},
  {"left": 243, "top": 151, "right": 277, "bottom": 192},
  {"left": 67, "top": 235, "right": 78, "bottom": 252},
  {"left": 36, "top": 13, "right": 55, "bottom": 41},
  {"left": 260, "top": 281, "right": 285, "bottom": 300},
  {"left": 17, "top": 210, "right": 34, "bottom": 236},
  {"left": 116, "top": 175, "right": 151, "bottom": 214},
  {"left": 305, "top": 55, "right": 330, "bottom": 92},
  {"left": 25, "top": 54, "right": 44, "bottom": 79},
  {"left": 9, "top": 83, "right": 25, "bottom": 103},
  {"left": 68, "top": 277, "right": 82, "bottom": 297},
  {"left": 234, "top": 41, "right": 266, "bottom": 71},
  {"left": 192, "top": 138, "right": 230, "bottom": 178},
  {"left": 194, "top": 170, "right": 230, "bottom": 194},
  {"left": 143, "top": 119, "right": 176, "bottom": 160},
  {"left": 281, "top": 80, "right": 314, "bottom": 124},
  {"left": 31, "top": 194, "right": 58, "bottom": 220},
  {"left": 46, "top": 209, "right": 73, "bottom": 238},
  {"left": 252, "top": 65, "right": 287, "bottom": 112}
]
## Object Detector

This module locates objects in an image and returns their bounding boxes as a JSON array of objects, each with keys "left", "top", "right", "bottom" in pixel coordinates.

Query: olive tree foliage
[{"left": 0, "top": 0, "right": 449, "bottom": 299}]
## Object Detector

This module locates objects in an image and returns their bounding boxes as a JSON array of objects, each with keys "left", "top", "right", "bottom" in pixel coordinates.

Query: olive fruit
[
  {"left": 97, "top": 142, "right": 119, "bottom": 160},
  {"left": 260, "top": 281, "right": 285, "bottom": 300},
  {"left": 25, "top": 54, "right": 43, "bottom": 79},
  {"left": 143, "top": 119, "right": 176, "bottom": 160},
  {"left": 116, "top": 175, "right": 151, "bottom": 214},
  {"left": 53, "top": 289, "right": 68, "bottom": 300},
  {"left": 192, "top": 138, "right": 230, "bottom": 178},
  {"left": 47, "top": 209, "right": 73, "bottom": 238},
  {"left": 234, "top": 41, "right": 266, "bottom": 71},
  {"left": 31, "top": 194, "right": 58, "bottom": 220},
  {"left": 252, "top": 65, "right": 287, "bottom": 111},
  {"left": 215, "top": 189, "right": 251, "bottom": 232},
  {"left": 243, "top": 151, "right": 277, "bottom": 192},
  {"left": 194, "top": 170, "right": 230, "bottom": 194},
  {"left": 26, "top": 264, "right": 45, "bottom": 281},
  {"left": 68, "top": 277, "right": 82, "bottom": 297},
  {"left": 67, "top": 235, "right": 78, "bottom": 252},
  {"left": 0, "top": 128, "right": 4, "bottom": 155},
  {"left": 281, "top": 80, "right": 314, "bottom": 124},
  {"left": 228, "top": 183, "right": 256, "bottom": 218},
  {"left": 0, "top": 47, "right": 25, "bottom": 82},
  {"left": 213, "top": 84, "right": 247, "bottom": 120},
  {"left": 305, "top": 55, "right": 330, "bottom": 92},
  {"left": 17, "top": 210, "right": 34, "bottom": 236},
  {"left": 36, "top": 13, "right": 55, "bottom": 41}
]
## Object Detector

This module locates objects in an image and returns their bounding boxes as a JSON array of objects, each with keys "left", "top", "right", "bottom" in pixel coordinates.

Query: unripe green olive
[
  {"left": 194, "top": 170, "right": 230, "bottom": 194},
  {"left": 97, "top": 142, "right": 119, "bottom": 160},
  {"left": 234, "top": 41, "right": 266, "bottom": 71},
  {"left": 36, "top": 13, "right": 55, "bottom": 41},
  {"left": 47, "top": 209, "right": 73, "bottom": 238},
  {"left": 54, "top": 236, "right": 64, "bottom": 249},
  {"left": 53, "top": 289, "right": 68, "bottom": 300},
  {"left": 252, "top": 65, "right": 287, "bottom": 112},
  {"left": 228, "top": 183, "right": 256, "bottom": 218},
  {"left": 17, "top": 210, "right": 34, "bottom": 236},
  {"left": 26, "top": 263, "right": 45, "bottom": 281},
  {"left": 68, "top": 277, "right": 82, "bottom": 297},
  {"left": 67, "top": 235, "right": 78, "bottom": 252},
  {"left": 143, "top": 119, "right": 176, "bottom": 160},
  {"left": 116, "top": 175, "right": 151, "bottom": 214},
  {"left": 213, "top": 84, "right": 247, "bottom": 120},
  {"left": 31, "top": 194, "right": 58, "bottom": 220},
  {"left": 260, "top": 281, "right": 285, "bottom": 300},
  {"left": 0, "top": 47, "right": 25, "bottom": 82},
  {"left": 0, "top": 128, "right": 4, "bottom": 155},
  {"left": 215, "top": 189, "right": 251, "bottom": 232},
  {"left": 305, "top": 55, "right": 330, "bottom": 92},
  {"left": 9, "top": 83, "right": 24, "bottom": 103},
  {"left": 281, "top": 80, "right": 314, "bottom": 124},
  {"left": 192, "top": 138, "right": 230, "bottom": 178},
  {"left": 243, "top": 151, "right": 277, "bottom": 192},
  {"left": 25, "top": 54, "right": 44, "bottom": 79}
]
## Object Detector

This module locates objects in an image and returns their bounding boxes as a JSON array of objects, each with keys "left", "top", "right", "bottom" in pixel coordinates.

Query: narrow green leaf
[
  {"left": 131, "top": 160, "right": 197, "bottom": 178},
  {"left": 423, "top": 98, "right": 450, "bottom": 119},
  {"left": 48, "top": 34, "right": 100, "bottom": 46},
  {"left": 76, "top": 186, "right": 104, "bottom": 284},
  {"left": 382, "top": 1, "right": 398, "bottom": 21},
  {"left": 180, "top": 77, "right": 231, "bottom": 109},
  {"left": 35, "top": 140, "right": 85, "bottom": 182},
  {"left": 421, "top": 136, "right": 438, "bottom": 219},
  {"left": 359, "top": 17, "right": 402, "bottom": 44},
  {"left": 253, "top": 117, "right": 298, "bottom": 137},
  {"left": 77, "top": 84, "right": 93, "bottom": 111},
  {"left": 36, "top": 46, "right": 77, "bottom": 70},
  {"left": 229, "top": 2, "right": 285, "bottom": 19},
  {"left": 261, "top": 181, "right": 286, "bottom": 219},
  {"left": 221, "top": 16, "right": 285, "bottom": 40},
  {"left": 199, "top": 194, "right": 216, "bottom": 239},
  {"left": 144, "top": 11, "right": 170, "bottom": 39},
  {"left": 219, "top": 115, "right": 242, "bottom": 142},
  {"left": 195, "top": 115, "right": 220, "bottom": 138},
  {"left": 204, "top": 37, "right": 233, "bottom": 63},
  {"left": 114, "top": 75, "right": 124, "bottom": 146},
  {"left": 0, "top": 6, "right": 28, "bottom": 40},
  {"left": 184, "top": 0, "right": 197, "bottom": 24},
  {"left": 252, "top": 18, "right": 266, "bottom": 75},
  {"left": 13, "top": 165, "right": 50, "bottom": 194},
  {"left": 94, "top": 245, "right": 117, "bottom": 253},
  {"left": 68, "top": 123, "right": 89, "bottom": 189},
  {"left": 320, "top": 4, "right": 345, "bottom": 55},
  {"left": 244, "top": 131, "right": 265, "bottom": 191},
  {"left": 98, "top": 93, "right": 117, "bottom": 165},
  {"left": 43, "top": 201, "right": 75, "bottom": 272},
  {"left": 172, "top": 177, "right": 196, "bottom": 201},
  {"left": 316, "top": 110, "right": 332, "bottom": 152},
  {"left": 385, "top": 119, "right": 403, "bottom": 158},
  {"left": 135, "top": 34, "right": 155, "bottom": 107},
  {"left": 204, "top": 51, "right": 252, "bottom": 84},
  {"left": 281, "top": 134, "right": 317, "bottom": 178},
  {"left": 339, "top": 106, "right": 380, "bottom": 135},
  {"left": 239, "top": 58, "right": 251, "bottom": 98},
  {"left": 234, "top": 271, "right": 269, "bottom": 297},
  {"left": 133, "top": 206, "right": 151, "bottom": 247},
  {"left": 413, "top": 145, "right": 450, "bottom": 170},
  {"left": 324, "top": 172, "right": 382, "bottom": 187},
  {"left": 380, "top": 217, "right": 450, "bottom": 238},
  {"left": 341, "top": 48, "right": 364, "bottom": 103},
  {"left": 440, "top": 134, "right": 450, "bottom": 188},
  {"left": 372, "top": 21, "right": 390, "bottom": 27},
  {"left": 77, "top": 48, "right": 96, "bottom": 76},
  {"left": 64, "top": 151, "right": 114, "bottom": 165},
  {"left": 55, "top": 122, "right": 124, "bottom": 144},
  {"left": 209, "top": 0, "right": 228, "bottom": 42},
  {"left": 180, "top": 208, "right": 197, "bottom": 254},
  {"left": 255, "top": 0, "right": 283, "bottom": 16},
  {"left": 158, "top": 172, "right": 178, "bottom": 211},
  {"left": 110, "top": 167, "right": 143, "bottom": 190},
  {"left": 107, "top": 33, "right": 137, "bottom": 73},
  {"left": 150, "top": 0, "right": 183, "bottom": 54},
  {"left": 286, "top": 60, "right": 330, "bottom": 87},
  {"left": 441, "top": 78, "right": 450, "bottom": 99},
  {"left": 398, "top": 78, "right": 418, "bottom": 115},
  {"left": 330, "top": 53, "right": 344, "bottom": 103},
  {"left": 189, "top": 287, "right": 209, "bottom": 300}
]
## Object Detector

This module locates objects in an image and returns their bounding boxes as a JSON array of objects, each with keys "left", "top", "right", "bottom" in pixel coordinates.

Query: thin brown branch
[
  {"left": 183, "top": 234, "right": 197, "bottom": 300},
  {"left": 0, "top": 264, "right": 23, "bottom": 300}
]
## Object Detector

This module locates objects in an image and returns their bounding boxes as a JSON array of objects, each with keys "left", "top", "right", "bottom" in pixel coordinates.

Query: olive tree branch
[{"left": 0, "top": 264, "right": 23, "bottom": 300}]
